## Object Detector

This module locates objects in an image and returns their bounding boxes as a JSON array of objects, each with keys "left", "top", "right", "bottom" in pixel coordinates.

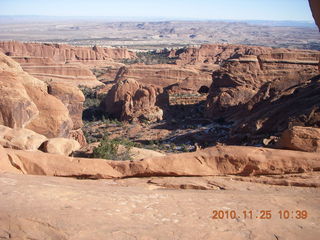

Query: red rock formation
[
  {"left": 0, "top": 125, "right": 47, "bottom": 151},
  {"left": 309, "top": 0, "right": 320, "bottom": 30},
  {"left": 0, "top": 41, "right": 136, "bottom": 63},
  {"left": 113, "top": 64, "right": 216, "bottom": 90},
  {"left": 1, "top": 145, "right": 320, "bottom": 178},
  {"left": 101, "top": 78, "right": 163, "bottom": 122},
  {"left": 277, "top": 126, "right": 320, "bottom": 152},
  {"left": 20, "top": 62, "right": 100, "bottom": 87},
  {"left": 68, "top": 129, "right": 87, "bottom": 147},
  {"left": 48, "top": 81, "right": 85, "bottom": 130},
  {"left": 169, "top": 44, "right": 274, "bottom": 65},
  {"left": 0, "top": 51, "right": 74, "bottom": 138},
  {"left": 40, "top": 137, "right": 81, "bottom": 156},
  {"left": 0, "top": 41, "right": 136, "bottom": 87},
  {"left": 231, "top": 75, "right": 320, "bottom": 144},
  {"left": 205, "top": 50, "right": 319, "bottom": 119}
]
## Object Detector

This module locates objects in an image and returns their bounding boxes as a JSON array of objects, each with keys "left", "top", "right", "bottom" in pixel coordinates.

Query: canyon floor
[{"left": 1, "top": 173, "right": 320, "bottom": 240}]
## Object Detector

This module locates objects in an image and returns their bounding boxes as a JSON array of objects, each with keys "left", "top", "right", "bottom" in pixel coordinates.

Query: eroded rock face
[
  {"left": 0, "top": 125, "right": 47, "bottom": 151},
  {"left": 21, "top": 62, "right": 101, "bottom": 87},
  {"left": 0, "top": 41, "right": 136, "bottom": 87},
  {"left": 169, "top": 44, "right": 274, "bottom": 65},
  {"left": 277, "top": 126, "right": 320, "bottom": 152},
  {"left": 0, "top": 51, "right": 74, "bottom": 138},
  {"left": 113, "top": 64, "right": 215, "bottom": 90},
  {"left": 205, "top": 50, "right": 319, "bottom": 120},
  {"left": 0, "top": 72, "right": 39, "bottom": 128},
  {"left": 232, "top": 75, "right": 320, "bottom": 143},
  {"left": 101, "top": 78, "right": 163, "bottom": 122},
  {"left": 41, "top": 138, "right": 81, "bottom": 156},
  {"left": 0, "top": 53, "right": 41, "bottom": 128},
  {"left": 0, "top": 41, "right": 136, "bottom": 63},
  {"left": 24, "top": 87, "right": 73, "bottom": 138},
  {"left": 48, "top": 81, "right": 85, "bottom": 130}
]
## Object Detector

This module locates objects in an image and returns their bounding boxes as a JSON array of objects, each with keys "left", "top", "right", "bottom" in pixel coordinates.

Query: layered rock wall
[
  {"left": 0, "top": 41, "right": 136, "bottom": 87},
  {"left": 205, "top": 49, "right": 319, "bottom": 119}
]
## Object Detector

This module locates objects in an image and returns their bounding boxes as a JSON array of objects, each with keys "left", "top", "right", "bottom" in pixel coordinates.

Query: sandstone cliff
[
  {"left": 205, "top": 49, "right": 319, "bottom": 120},
  {"left": 0, "top": 52, "right": 75, "bottom": 138},
  {"left": 113, "top": 64, "right": 216, "bottom": 91},
  {"left": 0, "top": 41, "right": 136, "bottom": 63},
  {"left": 169, "top": 44, "right": 319, "bottom": 66},
  {"left": 0, "top": 41, "right": 136, "bottom": 87}
]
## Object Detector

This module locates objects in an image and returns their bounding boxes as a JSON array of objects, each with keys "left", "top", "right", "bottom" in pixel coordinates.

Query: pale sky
[{"left": 0, "top": 0, "right": 315, "bottom": 21}]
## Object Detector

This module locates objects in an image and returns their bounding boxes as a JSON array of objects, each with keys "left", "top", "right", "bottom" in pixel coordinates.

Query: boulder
[
  {"left": 41, "top": 138, "right": 81, "bottom": 156},
  {"left": 0, "top": 125, "right": 47, "bottom": 151},
  {"left": 277, "top": 126, "right": 320, "bottom": 152}
]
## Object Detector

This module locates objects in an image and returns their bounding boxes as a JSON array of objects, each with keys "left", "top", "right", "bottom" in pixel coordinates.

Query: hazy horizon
[
  {"left": 0, "top": 15, "right": 316, "bottom": 28},
  {"left": 0, "top": 0, "right": 315, "bottom": 22}
]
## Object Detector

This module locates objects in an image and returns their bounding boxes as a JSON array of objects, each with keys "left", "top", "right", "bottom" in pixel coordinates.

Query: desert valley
[{"left": 0, "top": 1, "right": 320, "bottom": 239}]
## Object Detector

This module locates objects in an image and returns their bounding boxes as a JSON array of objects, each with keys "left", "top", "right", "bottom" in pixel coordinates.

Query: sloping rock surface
[{"left": 0, "top": 173, "right": 319, "bottom": 240}]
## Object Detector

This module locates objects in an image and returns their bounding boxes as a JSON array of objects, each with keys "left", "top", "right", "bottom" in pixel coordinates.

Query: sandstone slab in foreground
[{"left": 0, "top": 173, "right": 319, "bottom": 240}]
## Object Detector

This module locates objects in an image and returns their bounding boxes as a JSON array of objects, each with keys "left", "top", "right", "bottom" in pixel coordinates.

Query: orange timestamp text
[{"left": 211, "top": 210, "right": 308, "bottom": 220}]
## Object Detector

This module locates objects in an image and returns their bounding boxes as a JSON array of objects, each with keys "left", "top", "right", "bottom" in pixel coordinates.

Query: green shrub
[
  {"left": 79, "top": 85, "right": 105, "bottom": 109},
  {"left": 92, "top": 136, "right": 139, "bottom": 160},
  {"left": 119, "top": 50, "right": 177, "bottom": 65}
]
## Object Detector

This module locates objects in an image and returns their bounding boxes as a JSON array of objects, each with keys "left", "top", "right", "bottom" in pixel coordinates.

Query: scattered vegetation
[
  {"left": 91, "top": 67, "right": 112, "bottom": 79},
  {"left": 120, "top": 50, "right": 177, "bottom": 65},
  {"left": 83, "top": 118, "right": 124, "bottom": 144},
  {"left": 79, "top": 85, "right": 111, "bottom": 122},
  {"left": 79, "top": 85, "right": 105, "bottom": 109},
  {"left": 92, "top": 135, "right": 139, "bottom": 160},
  {"left": 140, "top": 140, "right": 193, "bottom": 153}
]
